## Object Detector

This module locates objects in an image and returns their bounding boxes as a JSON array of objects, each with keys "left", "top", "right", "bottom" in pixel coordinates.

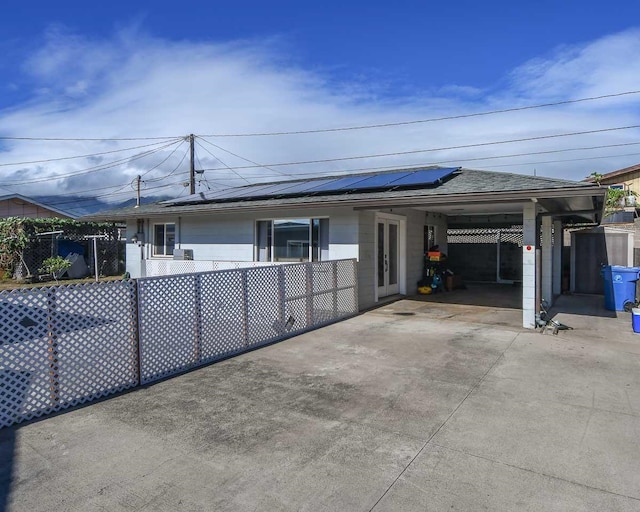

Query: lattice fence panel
[
  {"left": 283, "top": 263, "right": 308, "bottom": 300},
  {"left": 337, "top": 288, "right": 357, "bottom": 315},
  {"left": 137, "top": 259, "right": 358, "bottom": 386},
  {"left": 137, "top": 274, "right": 199, "bottom": 384},
  {"left": 245, "top": 266, "right": 282, "bottom": 348},
  {"left": 313, "top": 291, "right": 336, "bottom": 325},
  {"left": 312, "top": 261, "right": 334, "bottom": 294},
  {"left": 447, "top": 228, "right": 524, "bottom": 245},
  {"left": 284, "top": 298, "right": 309, "bottom": 333},
  {"left": 0, "top": 280, "right": 137, "bottom": 428},
  {"left": 336, "top": 259, "right": 357, "bottom": 289},
  {"left": 199, "top": 270, "right": 247, "bottom": 361}
]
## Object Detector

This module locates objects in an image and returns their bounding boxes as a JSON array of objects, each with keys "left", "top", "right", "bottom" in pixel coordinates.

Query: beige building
[
  {"left": 587, "top": 163, "right": 640, "bottom": 194},
  {"left": 0, "top": 194, "right": 74, "bottom": 219}
]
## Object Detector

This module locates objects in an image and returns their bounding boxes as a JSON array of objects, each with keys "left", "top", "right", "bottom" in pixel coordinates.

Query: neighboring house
[
  {"left": 586, "top": 163, "right": 640, "bottom": 192},
  {"left": 581, "top": 163, "right": 640, "bottom": 276},
  {"left": 0, "top": 194, "right": 75, "bottom": 219},
  {"left": 87, "top": 166, "right": 606, "bottom": 329}
]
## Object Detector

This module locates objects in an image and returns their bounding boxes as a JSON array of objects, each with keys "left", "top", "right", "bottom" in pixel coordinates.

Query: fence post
[
  {"left": 277, "top": 266, "right": 286, "bottom": 335},
  {"left": 241, "top": 270, "right": 249, "bottom": 347},
  {"left": 130, "top": 279, "right": 141, "bottom": 386},
  {"left": 46, "top": 287, "right": 60, "bottom": 407},
  {"left": 306, "top": 263, "right": 313, "bottom": 326},
  {"left": 135, "top": 279, "right": 146, "bottom": 384},
  {"left": 194, "top": 274, "right": 203, "bottom": 364},
  {"left": 332, "top": 261, "right": 338, "bottom": 319}
]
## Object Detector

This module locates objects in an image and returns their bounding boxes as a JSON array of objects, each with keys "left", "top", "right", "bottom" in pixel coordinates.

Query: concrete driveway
[{"left": 2, "top": 295, "right": 640, "bottom": 511}]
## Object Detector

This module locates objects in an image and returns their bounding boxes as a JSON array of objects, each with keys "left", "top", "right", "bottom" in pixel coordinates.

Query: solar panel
[
  {"left": 271, "top": 178, "right": 338, "bottom": 196},
  {"left": 169, "top": 166, "right": 460, "bottom": 205},
  {"left": 389, "top": 167, "right": 457, "bottom": 187},
  {"left": 306, "top": 176, "right": 374, "bottom": 193},
  {"left": 342, "top": 171, "right": 413, "bottom": 190}
]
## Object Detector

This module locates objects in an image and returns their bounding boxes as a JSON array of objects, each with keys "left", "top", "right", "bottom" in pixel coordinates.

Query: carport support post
[
  {"left": 541, "top": 216, "right": 553, "bottom": 306},
  {"left": 553, "top": 220, "right": 562, "bottom": 296},
  {"left": 522, "top": 202, "right": 537, "bottom": 329}
]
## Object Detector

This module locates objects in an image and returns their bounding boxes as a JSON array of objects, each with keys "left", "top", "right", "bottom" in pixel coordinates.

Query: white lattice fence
[
  {"left": 0, "top": 280, "right": 138, "bottom": 428},
  {"left": 137, "top": 259, "right": 358, "bottom": 385},
  {"left": 144, "top": 259, "right": 289, "bottom": 277}
]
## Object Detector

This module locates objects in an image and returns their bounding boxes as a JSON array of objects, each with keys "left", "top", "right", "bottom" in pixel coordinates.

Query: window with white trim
[
  {"left": 256, "top": 218, "right": 329, "bottom": 262},
  {"left": 153, "top": 223, "right": 176, "bottom": 256}
]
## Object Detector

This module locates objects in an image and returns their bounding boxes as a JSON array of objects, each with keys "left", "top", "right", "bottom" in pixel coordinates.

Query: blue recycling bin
[{"left": 601, "top": 265, "right": 640, "bottom": 311}]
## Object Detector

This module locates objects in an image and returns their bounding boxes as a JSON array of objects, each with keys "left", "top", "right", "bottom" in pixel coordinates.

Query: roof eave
[{"left": 85, "top": 185, "right": 606, "bottom": 221}]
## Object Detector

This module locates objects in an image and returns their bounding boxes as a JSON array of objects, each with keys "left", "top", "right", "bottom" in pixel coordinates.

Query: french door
[{"left": 377, "top": 218, "right": 400, "bottom": 297}]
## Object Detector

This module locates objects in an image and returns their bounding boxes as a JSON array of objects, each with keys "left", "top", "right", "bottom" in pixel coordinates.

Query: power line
[
  {"left": 0, "top": 135, "right": 183, "bottom": 142},
  {"left": 43, "top": 177, "right": 190, "bottom": 208},
  {"left": 200, "top": 124, "right": 640, "bottom": 171},
  {"left": 195, "top": 140, "right": 252, "bottom": 185},
  {"left": 198, "top": 90, "right": 640, "bottom": 137},
  {"left": 193, "top": 141, "right": 640, "bottom": 185},
  {"left": 201, "top": 140, "right": 640, "bottom": 178},
  {"left": 0, "top": 138, "right": 184, "bottom": 168},
  {"left": 196, "top": 136, "right": 292, "bottom": 177},
  {"left": 0, "top": 139, "right": 183, "bottom": 186},
  {"left": 482, "top": 150, "right": 640, "bottom": 169}
]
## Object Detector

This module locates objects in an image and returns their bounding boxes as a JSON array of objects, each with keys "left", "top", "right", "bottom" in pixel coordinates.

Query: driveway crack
[
  {"left": 367, "top": 331, "right": 522, "bottom": 511},
  {"left": 431, "top": 442, "right": 640, "bottom": 502}
]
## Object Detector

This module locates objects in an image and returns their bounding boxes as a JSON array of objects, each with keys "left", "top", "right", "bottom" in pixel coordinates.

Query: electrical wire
[
  {"left": 42, "top": 177, "right": 191, "bottom": 208},
  {"left": 0, "top": 135, "right": 183, "bottom": 142},
  {"left": 143, "top": 145, "right": 190, "bottom": 183},
  {"left": 196, "top": 136, "right": 292, "bottom": 177},
  {"left": 191, "top": 141, "right": 640, "bottom": 186},
  {"left": 194, "top": 140, "right": 252, "bottom": 185},
  {"left": 0, "top": 138, "right": 185, "bottom": 168},
  {"left": 198, "top": 90, "right": 640, "bottom": 137},
  {"left": 481, "top": 150, "right": 640, "bottom": 170},
  {"left": 0, "top": 139, "right": 183, "bottom": 186},
  {"left": 200, "top": 124, "right": 640, "bottom": 171}
]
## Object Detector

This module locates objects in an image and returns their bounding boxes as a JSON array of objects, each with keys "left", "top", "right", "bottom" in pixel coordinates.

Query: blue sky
[{"left": 1, "top": 1, "right": 640, "bottom": 203}]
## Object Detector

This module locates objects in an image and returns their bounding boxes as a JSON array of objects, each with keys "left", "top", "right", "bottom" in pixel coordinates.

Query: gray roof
[{"left": 83, "top": 167, "right": 603, "bottom": 221}]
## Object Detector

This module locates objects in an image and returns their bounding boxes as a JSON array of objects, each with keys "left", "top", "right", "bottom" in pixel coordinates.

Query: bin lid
[{"left": 609, "top": 266, "right": 640, "bottom": 273}]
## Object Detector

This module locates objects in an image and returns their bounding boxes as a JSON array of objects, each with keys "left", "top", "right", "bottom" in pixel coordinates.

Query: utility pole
[
  {"left": 189, "top": 133, "right": 195, "bottom": 194},
  {"left": 135, "top": 175, "right": 141, "bottom": 208}
]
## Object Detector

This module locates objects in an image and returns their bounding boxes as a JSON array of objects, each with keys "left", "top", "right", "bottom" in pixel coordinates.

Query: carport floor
[{"left": 3, "top": 298, "right": 640, "bottom": 511}]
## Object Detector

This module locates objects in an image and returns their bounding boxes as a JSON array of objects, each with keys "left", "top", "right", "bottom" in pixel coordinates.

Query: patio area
[{"left": 2, "top": 294, "right": 640, "bottom": 511}]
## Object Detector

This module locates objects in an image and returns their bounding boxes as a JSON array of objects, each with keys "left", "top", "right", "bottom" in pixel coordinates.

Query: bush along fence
[
  {"left": 0, "top": 259, "right": 358, "bottom": 429},
  {"left": 0, "top": 217, "right": 122, "bottom": 282}
]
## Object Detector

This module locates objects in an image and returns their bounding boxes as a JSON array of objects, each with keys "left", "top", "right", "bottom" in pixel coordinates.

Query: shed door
[{"left": 574, "top": 232, "right": 629, "bottom": 294}]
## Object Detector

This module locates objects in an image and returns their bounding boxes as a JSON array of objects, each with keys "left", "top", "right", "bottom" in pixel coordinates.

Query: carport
[{"left": 353, "top": 169, "right": 606, "bottom": 328}]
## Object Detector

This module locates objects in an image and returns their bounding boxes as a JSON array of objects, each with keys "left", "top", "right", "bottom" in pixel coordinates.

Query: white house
[{"left": 87, "top": 166, "right": 606, "bottom": 329}]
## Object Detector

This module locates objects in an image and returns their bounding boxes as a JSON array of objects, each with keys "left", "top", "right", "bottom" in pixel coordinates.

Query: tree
[
  {"left": 588, "top": 171, "right": 603, "bottom": 185},
  {"left": 39, "top": 257, "right": 72, "bottom": 284}
]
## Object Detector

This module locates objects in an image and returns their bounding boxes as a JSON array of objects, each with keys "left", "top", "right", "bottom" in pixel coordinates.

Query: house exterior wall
[
  {"left": 600, "top": 170, "right": 640, "bottom": 195},
  {"left": 393, "top": 208, "right": 427, "bottom": 296},
  {"left": 358, "top": 211, "right": 376, "bottom": 309},
  {"left": 0, "top": 198, "right": 68, "bottom": 219},
  {"left": 127, "top": 207, "right": 360, "bottom": 278},
  {"left": 356, "top": 208, "right": 448, "bottom": 309},
  {"left": 127, "top": 206, "right": 447, "bottom": 311}
]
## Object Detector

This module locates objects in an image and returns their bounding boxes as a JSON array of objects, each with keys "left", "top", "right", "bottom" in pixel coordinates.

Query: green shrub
[{"left": 39, "top": 257, "right": 72, "bottom": 283}]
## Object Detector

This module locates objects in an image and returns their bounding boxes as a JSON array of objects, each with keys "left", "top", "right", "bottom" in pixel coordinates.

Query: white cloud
[{"left": 0, "top": 26, "right": 640, "bottom": 209}]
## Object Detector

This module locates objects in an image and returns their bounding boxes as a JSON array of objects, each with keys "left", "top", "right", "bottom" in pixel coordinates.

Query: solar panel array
[{"left": 169, "top": 167, "right": 459, "bottom": 205}]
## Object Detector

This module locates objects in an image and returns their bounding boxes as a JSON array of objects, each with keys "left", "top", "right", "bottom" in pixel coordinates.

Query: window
[
  {"left": 256, "top": 218, "right": 329, "bottom": 262},
  {"left": 424, "top": 225, "right": 436, "bottom": 253},
  {"left": 153, "top": 223, "right": 175, "bottom": 256}
]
